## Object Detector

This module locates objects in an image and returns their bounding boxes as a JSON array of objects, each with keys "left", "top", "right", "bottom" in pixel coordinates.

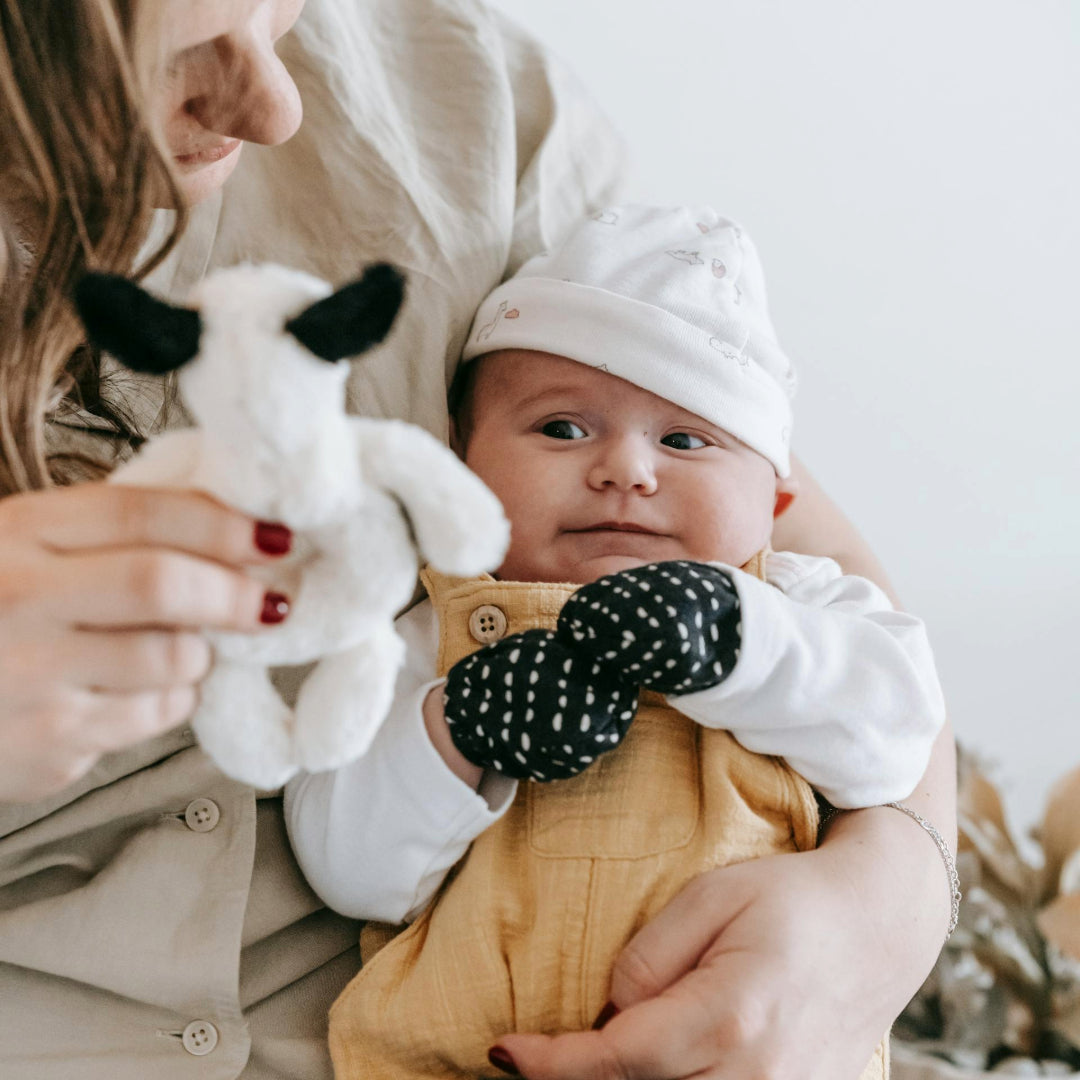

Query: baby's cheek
[
  {"left": 695, "top": 503, "right": 772, "bottom": 566},
  {"left": 493, "top": 526, "right": 545, "bottom": 582}
]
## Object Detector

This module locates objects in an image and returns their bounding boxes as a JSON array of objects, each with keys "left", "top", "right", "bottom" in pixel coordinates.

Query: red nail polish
[
  {"left": 592, "top": 1000, "right": 620, "bottom": 1030},
  {"left": 261, "top": 592, "right": 290, "bottom": 624},
  {"left": 255, "top": 521, "right": 293, "bottom": 556},
  {"left": 487, "top": 1045, "right": 520, "bottom": 1075}
]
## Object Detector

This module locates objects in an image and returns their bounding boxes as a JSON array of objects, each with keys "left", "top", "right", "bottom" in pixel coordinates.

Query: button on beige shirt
[{"left": 0, "top": 0, "right": 624, "bottom": 1075}]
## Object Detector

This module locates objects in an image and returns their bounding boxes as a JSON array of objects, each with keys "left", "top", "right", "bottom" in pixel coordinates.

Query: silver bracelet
[{"left": 886, "top": 801, "right": 962, "bottom": 943}]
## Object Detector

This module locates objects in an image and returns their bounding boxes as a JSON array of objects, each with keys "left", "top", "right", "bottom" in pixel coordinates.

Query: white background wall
[{"left": 489, "top": 0, "right": 1079, "bottom": 836}]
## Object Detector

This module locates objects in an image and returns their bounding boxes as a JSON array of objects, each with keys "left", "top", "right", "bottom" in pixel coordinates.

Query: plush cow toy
[{"left": 74, "top": 263, "right": 509, "bottom": 788}]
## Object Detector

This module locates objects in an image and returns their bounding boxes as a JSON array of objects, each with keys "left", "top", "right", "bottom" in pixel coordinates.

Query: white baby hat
[{"left": 462, "top": 204, "right": 796, "bottom": 476}]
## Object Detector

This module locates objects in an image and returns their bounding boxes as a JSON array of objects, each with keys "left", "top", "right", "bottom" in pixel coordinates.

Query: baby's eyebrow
[{"left": 513, "top": 386, "right": 586, "bottom": 411}]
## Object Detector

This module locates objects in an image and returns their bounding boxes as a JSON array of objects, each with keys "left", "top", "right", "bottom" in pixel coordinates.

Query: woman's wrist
[
  {"left": 885, "top": 800, "right": 961, "bottom": 940},
  {"left": 820, "top": 718, "right": 958, "bottom": 923},
  {"left": 818, "top": 802, "right": 954, "bottom": 977}
]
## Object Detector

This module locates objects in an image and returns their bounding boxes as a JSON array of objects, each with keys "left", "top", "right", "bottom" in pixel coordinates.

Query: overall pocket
[{"left": 527, "top": 698, "right": 699, "bottom": 860}]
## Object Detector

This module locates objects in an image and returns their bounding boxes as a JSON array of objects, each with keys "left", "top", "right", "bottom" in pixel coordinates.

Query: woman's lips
[{"left": 174, "top": 140, "right": 242, "bottom": 167}]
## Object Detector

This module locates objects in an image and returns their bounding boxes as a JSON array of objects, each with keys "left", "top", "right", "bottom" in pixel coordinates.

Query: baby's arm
[
  {"left": 671, "top": 551, "right": 945, "bottom": 807},
  {"left": 284, "top": 601, "right": 516, "bottom": 923}
]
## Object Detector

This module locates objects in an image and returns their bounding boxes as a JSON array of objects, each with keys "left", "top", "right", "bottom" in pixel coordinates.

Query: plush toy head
[{"left": 74, "top": 262, "right": 405, "bottom": 457}]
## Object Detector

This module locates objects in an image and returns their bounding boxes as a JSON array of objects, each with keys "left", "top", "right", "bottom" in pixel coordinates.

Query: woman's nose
[
  {"left": 587, "top": 440, "right": 658, "bottom": 495},
  {"left": 184, "top": 37, "right": 302, "bottom": 147}
]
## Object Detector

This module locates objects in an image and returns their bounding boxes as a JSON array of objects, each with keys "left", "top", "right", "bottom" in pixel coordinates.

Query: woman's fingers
[
  {"left": 3, "top": 686, "right": 199, "bottom": 803},
  {"left": 78, "top": 685, "right": 200, "bottom": 753},
  {"left": 0, "top": 629, "right": 212, "bottom": 699},
  {"left": 498, "top": 957, "right": 794, "bottom": 1080},
  {"left": 606, "top": 867, "right": 748, "bottom": 1008},
  {"left": 10, "top": 484, "right": 286, "bottom": 566},
  {"left": 0, "top": 484, "right": 292, "bottom": 802},
  {"left": 62, "top": 630, "right": 213, "bottom": 691},
  {"left": 497, "top": 962, "right": 764, "bottom": 1079},
  {"left": 0, "top": 485, "right": 291, "bottom": 635},
  {"left": 42, "top": 549, "right": 275, "bottom": 631},
  {"left": 493, "top": 870, "right": 756, "bottom": 1079}
]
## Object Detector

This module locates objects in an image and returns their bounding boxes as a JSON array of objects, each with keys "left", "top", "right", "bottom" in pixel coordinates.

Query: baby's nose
[{"left": 588, "top": 441, "right": 658, "bottom": 494}]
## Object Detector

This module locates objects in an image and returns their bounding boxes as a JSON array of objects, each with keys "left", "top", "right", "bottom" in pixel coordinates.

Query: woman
[{"left": 0, "top": 1, "right": 957, "bottom": 1077}]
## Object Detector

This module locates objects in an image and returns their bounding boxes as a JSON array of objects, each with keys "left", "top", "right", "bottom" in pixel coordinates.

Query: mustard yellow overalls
[{"left": 329, "top": 558, "right": 888, "bottom": 1079}]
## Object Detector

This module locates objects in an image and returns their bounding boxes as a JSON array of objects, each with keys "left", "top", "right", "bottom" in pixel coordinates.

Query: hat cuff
[{"left": 462, "top": 277, "right": 792, "bottom": 476}]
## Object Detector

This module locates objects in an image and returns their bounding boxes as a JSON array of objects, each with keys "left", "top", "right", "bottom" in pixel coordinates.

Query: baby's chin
[
  {"left": 496, "top": 547, "right": 757, "bottom": 586},
  {"left": 560, "top": 548, "right": 761, "bottom": 583},
  {"left": 518, "top": 554, "right": 666, "bottom": 586},
  {"left": 576, "top": 554, "right": 660, "bottom": 583},
  {"left": 493, "top": 553, "right": 649, "bottom": 585}
]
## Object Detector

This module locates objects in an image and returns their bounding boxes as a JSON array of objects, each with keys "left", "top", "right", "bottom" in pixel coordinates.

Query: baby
[{"left": 286, "top": 205, "right": 946, "bottom": 1080}]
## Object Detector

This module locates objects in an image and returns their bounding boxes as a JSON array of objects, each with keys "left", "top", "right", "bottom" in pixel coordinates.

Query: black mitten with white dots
[
  {"left": 557, "top": 561, "right": 742, "bottom": 695},
  {"left": 444, "top": 630, "right": 638, "bottom": 781},
  {"left": 444, "top": 561, "right": 741, "bottom": 782}
]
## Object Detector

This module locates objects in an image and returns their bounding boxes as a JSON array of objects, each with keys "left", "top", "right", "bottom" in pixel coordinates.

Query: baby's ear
[{"left": 773, "top": 474, "right": 799, "bottom": 519}]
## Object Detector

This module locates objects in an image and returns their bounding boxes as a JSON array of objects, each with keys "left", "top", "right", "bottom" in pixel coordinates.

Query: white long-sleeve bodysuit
[{"left": 286, "top": 551, "right": 945, "bottom": 924}]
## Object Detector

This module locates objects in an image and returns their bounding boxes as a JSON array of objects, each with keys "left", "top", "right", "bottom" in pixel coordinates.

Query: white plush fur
[{"left": 109, "top": 264, "right": 509, "bottom": 788}]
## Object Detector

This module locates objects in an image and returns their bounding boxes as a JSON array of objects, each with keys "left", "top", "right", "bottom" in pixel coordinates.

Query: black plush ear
[
  {"left": 285, "top": 262, "right": 405, "bottom": 362},
  {"left": 74, "top": 272, "right": 201, "bottom": 375}
]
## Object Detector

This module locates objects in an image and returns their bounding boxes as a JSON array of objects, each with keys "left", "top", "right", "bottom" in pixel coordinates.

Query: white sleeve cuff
[
  {"left": 391, "top": 677, "right": 518, "bottom": 822},
  {"left": 285, "top": 677, "right": 517, "bottom": 924}
]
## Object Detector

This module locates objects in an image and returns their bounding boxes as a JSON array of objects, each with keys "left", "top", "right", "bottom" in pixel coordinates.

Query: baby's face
[{"left": 460, "top": 350, "right": 792, "bottom": 584}]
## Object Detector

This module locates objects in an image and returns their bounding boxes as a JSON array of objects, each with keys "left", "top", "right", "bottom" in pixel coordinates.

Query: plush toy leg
[
  {"left": 293, "top": 628, "right": 406, "bottom": 772},
  {"left": 194, "top": 661, "right": 298, "bottom": 788}
]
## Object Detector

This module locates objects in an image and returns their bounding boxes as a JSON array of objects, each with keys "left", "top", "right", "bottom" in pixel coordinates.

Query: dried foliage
[{"left": 895, "top": 753, "right": 1080, "bottom": 1076}]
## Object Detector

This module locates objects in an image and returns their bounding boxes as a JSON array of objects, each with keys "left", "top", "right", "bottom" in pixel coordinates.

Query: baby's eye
[
  {"left": 541, "top": 420, "right": 587, "bottom": 440},
  {"left": 661, "top": 432, "right": 707, "bottom": 450}
]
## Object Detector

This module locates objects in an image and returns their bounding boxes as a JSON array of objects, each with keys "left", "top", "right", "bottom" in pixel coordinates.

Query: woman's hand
[
  {"left": 0, "top": 483, "right": 291, "bottom": 804},
  {"left": 492, "top": 804, "right": 952, "bottom": 1079}
]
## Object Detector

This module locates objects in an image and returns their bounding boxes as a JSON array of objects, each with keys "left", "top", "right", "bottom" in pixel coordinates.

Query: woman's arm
[
  {"left": 774, "top": 455, "right": 901, "bottom": 604},
  {"left": 774, "top": 453, "right": 958, "bottom": 846},
  {"left": 490, "top": 460, "right": 957, "bottom": 1079}
]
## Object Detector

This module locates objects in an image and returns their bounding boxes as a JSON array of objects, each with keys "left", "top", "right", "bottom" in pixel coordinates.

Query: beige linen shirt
[{"left": 0, "top": 0, "right": 624, "bottom": 1075}]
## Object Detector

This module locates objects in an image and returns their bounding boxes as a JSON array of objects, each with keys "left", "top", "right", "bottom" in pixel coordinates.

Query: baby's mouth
[{"left": 567, "top": 521, "right": 663, "bottom": 535}]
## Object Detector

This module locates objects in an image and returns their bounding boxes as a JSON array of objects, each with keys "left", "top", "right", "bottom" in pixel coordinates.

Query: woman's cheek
[{"left": 274, "top": 0, "right": 308, "bottom": 35}]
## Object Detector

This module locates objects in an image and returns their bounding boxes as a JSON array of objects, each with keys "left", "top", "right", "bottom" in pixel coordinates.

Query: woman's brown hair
[{"left": 0, "top": 0, "right": 185, "bottom": 493}]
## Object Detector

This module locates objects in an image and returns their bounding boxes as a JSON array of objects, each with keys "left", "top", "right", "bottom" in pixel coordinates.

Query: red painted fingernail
[
  {"left": 261, "top": 592, "right": 290, "bottom": 624},
  {"left": 487, "top": 1045, "right": 520, "bottom": 1075},
  {"left": 255, "top": 521, "right": 293, "bottom": 556},
  {"left": 592, "top": 1000, "right": 620, "bottom": 1030}
]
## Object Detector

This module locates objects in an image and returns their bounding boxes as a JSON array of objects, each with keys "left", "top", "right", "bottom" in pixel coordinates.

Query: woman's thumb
[{"left": 607, "top": 863, "right": 753, "bottom": 1011}]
